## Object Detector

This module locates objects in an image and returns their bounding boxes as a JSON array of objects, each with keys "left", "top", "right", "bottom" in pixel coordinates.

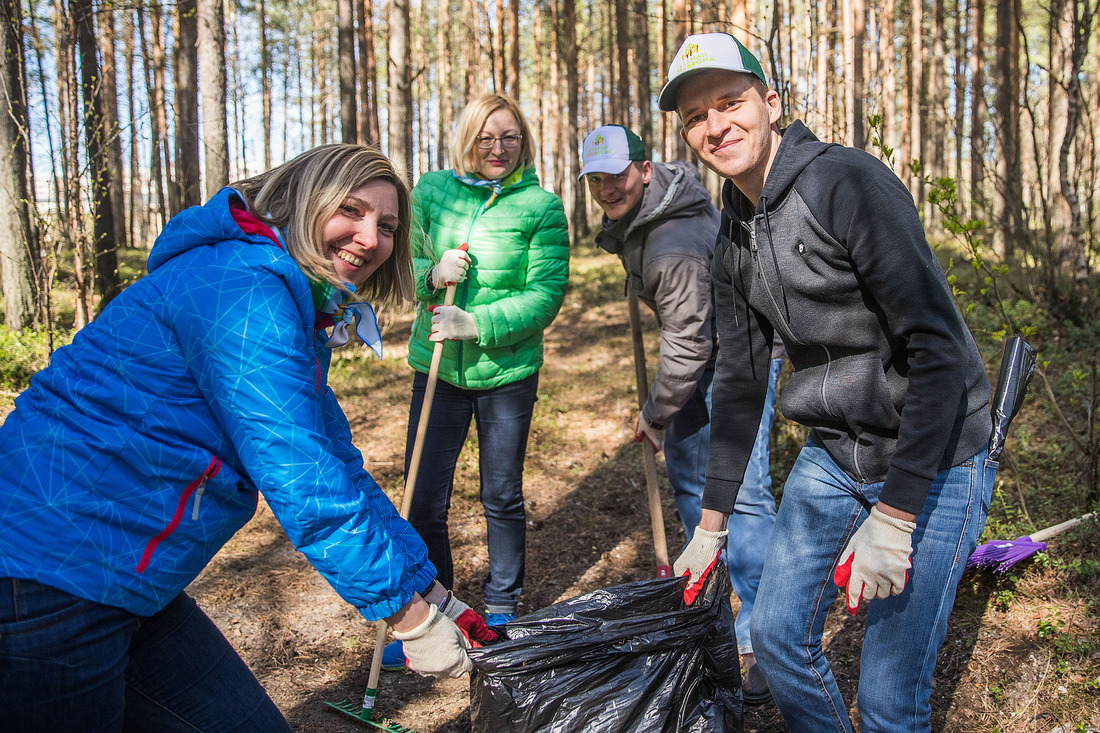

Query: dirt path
[{"left": 187, "top": 247, "right": 1100, "bottom": 732}]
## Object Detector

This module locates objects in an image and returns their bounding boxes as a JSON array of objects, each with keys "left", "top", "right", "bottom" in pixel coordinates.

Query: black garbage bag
[{"left": 468, "top": 564, "right": 743, "bottom": 733}]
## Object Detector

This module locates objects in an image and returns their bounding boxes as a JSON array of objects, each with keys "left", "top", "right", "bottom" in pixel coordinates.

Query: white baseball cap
[
  {"left": 658, "top": 32, "right": 767, "bottom": 112},
  {"left": 577, "top": 124, "right": 647, "bottom": 179}
]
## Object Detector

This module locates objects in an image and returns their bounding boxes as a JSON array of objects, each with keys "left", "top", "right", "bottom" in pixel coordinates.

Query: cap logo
[
  {"left": 587, "top": 133, "right": 612, "bottom": 157},
  {"left": 677, "top": 42, "right": 722, "bottom": 75}
]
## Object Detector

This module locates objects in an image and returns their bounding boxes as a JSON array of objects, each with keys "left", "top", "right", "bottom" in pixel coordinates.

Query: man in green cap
[{"left": 661, "top": 31, "right": 996, "bottom": 733}]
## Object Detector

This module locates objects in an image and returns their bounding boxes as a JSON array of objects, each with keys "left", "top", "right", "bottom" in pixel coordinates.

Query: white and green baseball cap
[
  {"left": 658, "top": 32, "right": 767, "bottom": 112},
  {"left": 578, "top": 124, "right": 647, "bottom": 179}
]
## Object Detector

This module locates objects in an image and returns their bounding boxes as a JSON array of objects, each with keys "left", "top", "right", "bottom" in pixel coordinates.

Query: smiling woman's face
[
  {"left": 474, "top": 109, "right": 522, "bottom": 180},
  {"left": 323, "top": 179, "right": 400, "bottom": 288}
]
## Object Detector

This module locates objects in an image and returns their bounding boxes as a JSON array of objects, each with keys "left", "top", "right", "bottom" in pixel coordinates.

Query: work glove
[
  {"left": 635, "top": 413, "right": 664, "bottom": 453},
  {"left": 673, "top": 527, "right": 728, "bottom": 604},
  {"left": 833, "top": 505, "right": 916, "bottom": 615},
  {"left": 438, "top": 591, "right": 499, "bottom": 645},
  {"left": 392, "top": 604, "right": 473, "bottom": 678},
  {"left": 430, "top": 245, "right": 471, "bottom": 289},
  {"left": 429, "top": 305, "right": 478, "bottom": 342}
]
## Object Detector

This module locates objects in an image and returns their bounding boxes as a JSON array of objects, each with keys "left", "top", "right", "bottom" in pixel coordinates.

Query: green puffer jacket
[{"left": 408, "top": 166, "right": 570, "bottom": 389}]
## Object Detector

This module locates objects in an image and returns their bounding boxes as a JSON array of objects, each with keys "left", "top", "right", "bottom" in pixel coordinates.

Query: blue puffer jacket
[{"left": 0, "top": 188, "right": 435, "bottom": 620}]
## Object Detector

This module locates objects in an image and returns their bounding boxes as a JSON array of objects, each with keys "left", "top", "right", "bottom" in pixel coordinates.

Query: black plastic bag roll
[
  {"left": 988, "top": 334, "right": 1036, "bottom": 461},
  {"left": 468, "top": 564, "right": 743, "bottom": 733}
]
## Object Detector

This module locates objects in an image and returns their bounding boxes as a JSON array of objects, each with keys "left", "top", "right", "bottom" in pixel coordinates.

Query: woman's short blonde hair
[
  {"left": 233, "top": 144, "right": 413, "bottom": 306},
  {"left": 449, "top": 93, "right": 536, "bottom": 177}
]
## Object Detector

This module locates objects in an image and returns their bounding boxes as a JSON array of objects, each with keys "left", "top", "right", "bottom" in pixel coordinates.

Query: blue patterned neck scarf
[
  {"left": 310, "top": 280, "right": 383, "bottom": 359},
  {"left": 452, "top": 165, "right": 525, "bottom": 211}
]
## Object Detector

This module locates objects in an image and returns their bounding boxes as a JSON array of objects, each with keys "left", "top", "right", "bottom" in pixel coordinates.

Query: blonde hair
[
  {"left": 449, "top": 93, "right": 536, "bottom": 177},
  {"left": 233, "top": 144, "right": 413, "bottom": 306}
]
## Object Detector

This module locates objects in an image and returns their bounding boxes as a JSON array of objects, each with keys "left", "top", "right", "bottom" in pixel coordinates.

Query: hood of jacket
[
  {"left": 720, "top": 121, "right": 833, "bottom": 226},
  {"left": 597, "top": 161, "right": 714, "bottom": 254},
  {"left": 148, "top": 188, "right": 280, "bottom": 273}
]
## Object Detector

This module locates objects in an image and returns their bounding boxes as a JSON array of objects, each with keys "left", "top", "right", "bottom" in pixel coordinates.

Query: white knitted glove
[
  {"left": 673, "top": 526, "right": 728, "bottom": 604},
  {"left": 429, "top": 305, "right": 478, "bottom": 342},
  {"left": 833, "top": 505, "right": 916, "bottom": 614},
  {"left": 634, "top": 413, "right": 664, "bottom": 453},
  {"left": 391, "top": 604, "right": 472, "bottom": 678},
  {"left": 430, "top": 246, "right": 471, "bottom": 289}
]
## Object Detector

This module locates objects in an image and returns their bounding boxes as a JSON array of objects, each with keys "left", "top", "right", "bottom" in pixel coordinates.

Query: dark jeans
[
  {"left": 405, "top": 371, "right": 539, "bottom": 615},
  {"left": 0, "top": 579, "right": 291, "bottom": 732}
]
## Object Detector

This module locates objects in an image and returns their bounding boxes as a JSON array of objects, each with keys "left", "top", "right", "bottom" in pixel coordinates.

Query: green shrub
[{"left": 0, "top": 326, "right": 71, "bottom": 393}]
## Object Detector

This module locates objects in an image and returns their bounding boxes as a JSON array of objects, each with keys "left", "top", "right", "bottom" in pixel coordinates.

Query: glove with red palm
[{"left": 439, "top": 591, "right": 499, "bottom": 646}]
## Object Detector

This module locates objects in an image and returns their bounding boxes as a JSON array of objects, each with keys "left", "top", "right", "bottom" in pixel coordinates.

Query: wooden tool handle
[
  {"left": 628, "top": 290, "right": 671, "bottom": 574},
  {"left": 367, "top": 283, "right": 458, "bottom": 695}
]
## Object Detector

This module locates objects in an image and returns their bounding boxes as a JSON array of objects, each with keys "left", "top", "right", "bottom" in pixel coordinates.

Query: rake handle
[
  {"left": 364, "top": 283, "right": 457, "bottom": 706},
  {"left": 1030, "top": 512, "right": 1095, "bottom": 542},
  {"left": 628, "top": 290, "right": 672, "bottom": 577}
]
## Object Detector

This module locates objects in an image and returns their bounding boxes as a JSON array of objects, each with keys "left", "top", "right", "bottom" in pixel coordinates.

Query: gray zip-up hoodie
[
  {"left": 596, "top": 161, "right": 720, "bottom": 427},
  {"left": 705, "top": 122, "right": 992, "bottom": 516}
]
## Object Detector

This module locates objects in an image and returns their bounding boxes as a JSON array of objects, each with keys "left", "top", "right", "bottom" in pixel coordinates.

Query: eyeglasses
[{"left": 474, "top": 134, "right": 523, "bottom": 150}]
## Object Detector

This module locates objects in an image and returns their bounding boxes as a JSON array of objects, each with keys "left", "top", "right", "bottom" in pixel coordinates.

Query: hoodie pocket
[
  {"left": 136, "top": 456, "right": 223, "bottom": 574},
  {"left": 781, "top": 354, "right": 904, "bottom": 436}
]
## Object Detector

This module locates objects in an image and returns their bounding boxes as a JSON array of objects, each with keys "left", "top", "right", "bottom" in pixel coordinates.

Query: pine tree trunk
[
  {"left": 507, "top": 0, "right": 520, "bottom": 98},
  {"left": 994, "top": 0, "right": 1022, "bottom": 260},
  {"left": 338, "top": 0, "right": 357, "bottom": 143},
  {"left": 97, "top": 6, "right": 128, "bottom": 251},
  {"left": 633, "top": 0, "right": 652, "bottom": 146},
  {"left": 198, "top": 0, "right": 229, "bottom": 197},
  {"left": 388, "top": 0, "right": 413, "bottom": 180},
  {"left": 357, "top": 0, "right": 380, "bottom": 145},
  {"left": 970, "top": 0, "right": 986, "bottom": 213},
  {"left": 174, "top": 0, "right": 201, "bottom": 210},
  {"left": 259, "top": 0, "right": 271, "bottom": 168},
  {"left": 74, "top": 0, "right": 121, "bottom": 309},
  {"left": 0, "top": 0, "right": 39, "bottom": 328}
]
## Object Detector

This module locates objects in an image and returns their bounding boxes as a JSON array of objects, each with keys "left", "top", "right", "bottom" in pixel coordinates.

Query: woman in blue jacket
[{"left": 0, "top": 145, "right": 483, "bottom": 732}]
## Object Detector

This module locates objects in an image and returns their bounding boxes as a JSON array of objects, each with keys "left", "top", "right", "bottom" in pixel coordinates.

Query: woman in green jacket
[{"left": 383, "top": 94, "right": 569, "bottom": 669}]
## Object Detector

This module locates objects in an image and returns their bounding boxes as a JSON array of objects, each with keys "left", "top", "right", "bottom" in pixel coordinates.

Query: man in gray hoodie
[{"left": 579, "top": 124, "right": 782, "bottom": 704}]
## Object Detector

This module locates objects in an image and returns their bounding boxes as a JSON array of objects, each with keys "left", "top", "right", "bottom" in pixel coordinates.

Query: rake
[
  {"left": 325, "top": 275, "right": 461, "bottom": 731},
  {"left": 966, "top": 513, "right": 1096, "bottom": 572}
]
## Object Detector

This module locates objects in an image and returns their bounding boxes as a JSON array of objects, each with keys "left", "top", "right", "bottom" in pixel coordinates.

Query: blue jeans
[
  {"left": 405, "top": 371, "right": 538, "bottom": 615},
  {"left": 0, "top": 580, "right": 290, "bottom": 732},
  {"left": 750, "top": 439, "right": 997, "bottom": 732},
  {"left": 665, "top": 357, "right": 782, "bottom": 654}
]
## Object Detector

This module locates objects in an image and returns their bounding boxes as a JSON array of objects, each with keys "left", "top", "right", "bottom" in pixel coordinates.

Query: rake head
[
  {"left": 324, "top": 700, "right": 416, "bottom": 732},
  {"left": 966, "top": 536, "right": 1047, "bottom": 572}
]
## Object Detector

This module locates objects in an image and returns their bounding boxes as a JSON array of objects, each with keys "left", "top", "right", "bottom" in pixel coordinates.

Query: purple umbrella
[{"left": 967, "top": 513, "right": 1096, "bottom": 572}]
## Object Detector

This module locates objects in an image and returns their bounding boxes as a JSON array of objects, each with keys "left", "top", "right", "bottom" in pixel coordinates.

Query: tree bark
[
  {"left": 388, "top": 0, "right": 413, "bottom": 180},
  {"left": 198, "top": 0, "right": 229, "bottom": 197},
  {"left": 970, "top": 0, "right": 986, "bottom": 213},
  {"left": 338, "top": 0, "right": 357, "bottom": 143},
  {"left": 561, "top": 0, "right": 583, "bottom": 240},
  {"left": 97, "top": 5, "right": 127, "bottom": 251},
  {"left": 507, "top": 0, "right": 520, "bottom": 98},
  {"left": 0, "top": 0, "right": 39, "bottom": 328},
  {"left": 174, "top": 0, "right": 201, "bottom": 210},
  {"left": 633, "top": 0, "right": 652, "bottom": 146},
  {"left": 994, "top": 0, "right": 1022, "bottom": 259},
  {"left": 357, "top": 0, "right": 380, "bottom": 145},
  {"left": 74, "top": 0, "right": 121, "bottom": 309},
  {"left": 259, "top": 0, "right": 271, "bottom": 168}
]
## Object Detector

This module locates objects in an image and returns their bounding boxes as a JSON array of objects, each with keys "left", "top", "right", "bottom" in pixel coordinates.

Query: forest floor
[{"left": 8, "top": 244, "right": 1096, "bottom": 732}]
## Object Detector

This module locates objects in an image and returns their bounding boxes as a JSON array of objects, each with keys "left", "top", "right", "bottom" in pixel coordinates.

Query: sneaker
[
  {"left": 741, "top": 652, "right": 772, "bottom": 705},
  {"left": 380, "top": 639, "right": 406, "bottom": 671},
  {"left": 484, "top": 612, "right": 515, "bottom": 627}
]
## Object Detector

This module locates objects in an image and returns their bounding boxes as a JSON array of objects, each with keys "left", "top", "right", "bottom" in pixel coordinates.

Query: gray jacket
[{"left": 595, "top": 161, "right": 720, "bottom": 427}]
